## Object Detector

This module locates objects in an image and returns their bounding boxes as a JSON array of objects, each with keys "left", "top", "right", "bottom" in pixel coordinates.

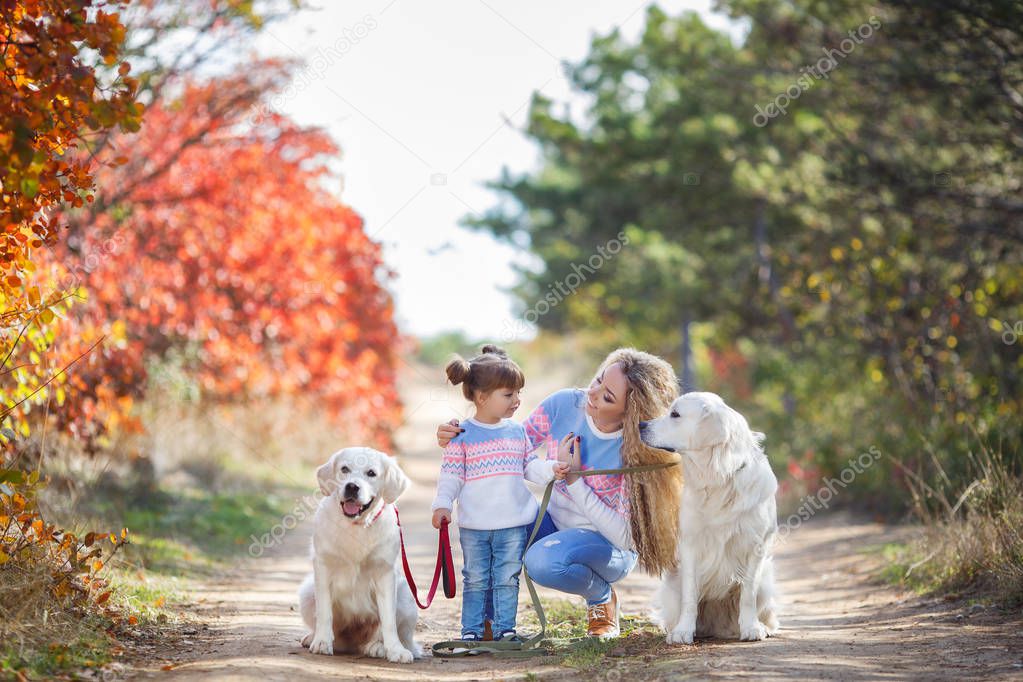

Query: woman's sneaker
[
  {"left": 461, "top": 632, "right": 481, "bottom": 641},
  {"left": 496, "top": 630, "right": 523, "bottom": 643},
  {"left": 586, "top": 587, "right": 620, "bottom": 639}
]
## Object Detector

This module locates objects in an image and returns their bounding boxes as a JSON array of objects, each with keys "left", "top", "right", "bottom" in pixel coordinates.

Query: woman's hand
[
  {"left": 437, "top": 419, "right": 464, "bottom": 447},
  {"left": 432, "top": 508, "right": 451, "bottom": 529},
  {"left": 556, "top": 433, "right": 582, "bottom": 484}
]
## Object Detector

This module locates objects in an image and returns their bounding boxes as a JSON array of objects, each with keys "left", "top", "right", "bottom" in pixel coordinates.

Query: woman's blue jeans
[
  {"left": 473, "top": 514, "right": 638, "bottom": 634},
  {"left": 523, "top": 512, "right": 638, "bottom": 605},
  {"left": 459, "top": 524, "right": 529, "bottom": 637}
]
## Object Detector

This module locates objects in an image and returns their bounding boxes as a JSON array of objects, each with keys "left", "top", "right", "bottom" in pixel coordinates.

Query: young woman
[{"left": 437, "top": 348, "right": 682, "bottom": 639}]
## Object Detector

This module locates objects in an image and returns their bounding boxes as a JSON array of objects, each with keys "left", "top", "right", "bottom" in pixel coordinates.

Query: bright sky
[{"left": 255, "top": 1, "right": 743, "bottom": 339}]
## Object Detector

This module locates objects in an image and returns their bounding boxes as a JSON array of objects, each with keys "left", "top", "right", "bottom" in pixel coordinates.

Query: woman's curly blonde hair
[{"left": 597, "top": 348, "right": 682, "bottom": 575}]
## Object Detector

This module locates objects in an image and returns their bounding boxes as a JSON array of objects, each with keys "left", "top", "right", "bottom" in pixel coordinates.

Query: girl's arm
[
  {"left": 565, "top": 478, "right": 633, "bottom": 550},
  {"left": 431, "top": 440, "right": 465, "bottom": 512},
  {"left": 525, "top": 432, "right": 573, "bottom": 484}
]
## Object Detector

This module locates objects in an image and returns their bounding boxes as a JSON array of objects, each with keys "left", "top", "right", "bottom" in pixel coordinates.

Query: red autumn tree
[
  {"left": 1, "top": 0, "right": 141, "bottom": 444},
  {"left": 47, "top": 62, "right": 402, "bottom": 448}
]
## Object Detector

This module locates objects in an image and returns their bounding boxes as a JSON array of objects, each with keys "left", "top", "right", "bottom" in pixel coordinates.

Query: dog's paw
[
  {"left": 739, "top": 621, "right": 768, "bottom": 642},
  {"left": 364, "top": 641, "right": 386, "bottom": 659},
  {"left": 308, "top": 635, "right": 334, "bottom": 655},
  {"left": 667, "top": 626, "right": 695, "bottom": 645},
  {"left": 300, "top": 632, "right": 313, "bottom": 648},
  {"left": 408, "top": 640, "right": 423, "bottom": 659},
  {"left": 385, "top": 646, "right": 414, "bottom": 664}
]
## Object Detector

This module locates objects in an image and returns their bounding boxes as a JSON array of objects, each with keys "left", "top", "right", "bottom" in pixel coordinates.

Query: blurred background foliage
[{"left": 465, "top": 0, "right": 1022, "bottom": 511}]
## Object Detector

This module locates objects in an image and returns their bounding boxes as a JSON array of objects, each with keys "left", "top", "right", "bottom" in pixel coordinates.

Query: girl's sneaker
[
  {"left": 496, "top": 630, "right": 523, "bottom": 643},
  {"left": 461, "top": 632, "right": 481, "bottom": 641}
]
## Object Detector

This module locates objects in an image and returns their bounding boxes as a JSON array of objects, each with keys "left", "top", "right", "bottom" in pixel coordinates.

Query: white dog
[
  {"left": 298, "top": 446, "right": 421, "bottom": 663},
  {"left": 639, "top": 392, "right": 780, "bottom": 644}
]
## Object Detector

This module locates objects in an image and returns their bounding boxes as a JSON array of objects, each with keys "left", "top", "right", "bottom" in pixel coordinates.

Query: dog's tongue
[{"left": 342, "top": 500, "right": 362, "bottom": 516}]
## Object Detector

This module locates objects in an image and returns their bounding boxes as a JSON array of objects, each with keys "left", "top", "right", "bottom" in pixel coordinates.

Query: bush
[{"left": 0, "top": 461, "right": 130, "bottom": 677}]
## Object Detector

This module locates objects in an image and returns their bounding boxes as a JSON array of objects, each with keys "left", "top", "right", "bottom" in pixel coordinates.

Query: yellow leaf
[
  {"left": 0, "top": 550, "right": 9, "bottom": 565},
  {"left": 92, "top": 559, "right": 104, "bottom": 572}
]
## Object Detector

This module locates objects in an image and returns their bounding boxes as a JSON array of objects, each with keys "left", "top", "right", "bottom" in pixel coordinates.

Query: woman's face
[{"left": 585, "top": 362, "right": 628, "bottom": 429}]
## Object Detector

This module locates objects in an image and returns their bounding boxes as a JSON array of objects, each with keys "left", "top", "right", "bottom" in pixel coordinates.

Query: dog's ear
[
  {"left": 379, "top": 453, "right": 411, "bottom": 504},
  {"left": 316, "top": 453, "right": 341, "bottom": 496},
  {"left": 701, "top": 404, "right": 747, "bottom": 478}
]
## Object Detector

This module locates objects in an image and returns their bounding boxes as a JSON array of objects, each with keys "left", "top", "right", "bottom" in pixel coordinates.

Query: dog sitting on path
[
  {"left": 639, "top": 392, "right": 781, "bottom": 644},
  {"left": 298, "top": 446, "right": 421, "bottom": 663}
]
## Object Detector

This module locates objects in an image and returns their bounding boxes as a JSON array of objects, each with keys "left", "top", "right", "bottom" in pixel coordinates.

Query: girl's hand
[
  {"left": 437, "top": 420, "right": 464, "bottom": 447},
  {"left": 553, "top": 462, "right": 571, "bottom": 480},
  {"left": 432, "top": 508, "right": 451, "bottom": 529}
]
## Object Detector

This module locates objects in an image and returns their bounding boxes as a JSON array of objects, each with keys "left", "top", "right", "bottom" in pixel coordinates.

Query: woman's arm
[
  {"left": 436, "top": 419, "right": 464, "bottom": 447},
  {"left": 523, "top": 390, "right": 569, "bottom": 454}
]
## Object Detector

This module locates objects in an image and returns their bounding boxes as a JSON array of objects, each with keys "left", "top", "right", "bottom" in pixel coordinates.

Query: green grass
[
  {"left": 517, "top": 598, "right": 665, "bottom": 671},
  {"left": 68, "top": 479, "right": 308, "bottom": 576}
]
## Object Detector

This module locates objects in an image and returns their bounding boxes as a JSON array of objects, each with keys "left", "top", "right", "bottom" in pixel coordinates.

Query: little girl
[{"left": 431, "top": 345, "right": 570, "bottom": 642}]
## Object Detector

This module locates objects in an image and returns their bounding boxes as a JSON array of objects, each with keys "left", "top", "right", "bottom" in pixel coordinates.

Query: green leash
[{"left": 430, "top": 460, "right": 680, "bottom": 658}]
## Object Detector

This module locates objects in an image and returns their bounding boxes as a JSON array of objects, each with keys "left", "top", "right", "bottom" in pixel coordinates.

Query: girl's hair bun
[
  {"left": 480, "top": 344, "right": 507, "bottom": 358},
  {"left": 445, "top": 345, "right": 525, "bottom": 402},
  {"left": 445, "top": 356, "right": 472, "bottom": 385}
]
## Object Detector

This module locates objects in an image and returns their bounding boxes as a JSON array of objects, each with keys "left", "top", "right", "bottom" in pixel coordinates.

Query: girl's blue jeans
[
  {"left": 476, "top": 512, "right": 638, "bottom": 629},
  {"left": 459, "top": 524, "right": 529, "bottom": 637}
]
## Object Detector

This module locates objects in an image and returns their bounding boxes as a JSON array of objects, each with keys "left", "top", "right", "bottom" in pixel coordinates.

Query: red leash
[{"left": 395, "top": 508, "right": 456, "bottom": 609}]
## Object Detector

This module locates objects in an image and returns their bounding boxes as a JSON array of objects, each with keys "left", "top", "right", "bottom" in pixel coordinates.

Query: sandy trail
[{"left": 128, "top": 365, "right": 1023, "bottom": 681}]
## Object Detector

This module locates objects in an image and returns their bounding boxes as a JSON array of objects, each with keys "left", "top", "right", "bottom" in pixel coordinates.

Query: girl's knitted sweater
[{"left": 431, "top": 417, "right": 558, "bottom": 530}]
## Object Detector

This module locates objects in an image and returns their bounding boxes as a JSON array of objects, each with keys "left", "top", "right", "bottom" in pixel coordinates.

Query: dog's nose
[{"left": 344, "top": 482, "right": 359, "bottom": 497}]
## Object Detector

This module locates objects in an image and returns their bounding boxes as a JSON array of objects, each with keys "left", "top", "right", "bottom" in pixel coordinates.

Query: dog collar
[{"left": 361, "top": 502, "right": 388, "bottom": 525}]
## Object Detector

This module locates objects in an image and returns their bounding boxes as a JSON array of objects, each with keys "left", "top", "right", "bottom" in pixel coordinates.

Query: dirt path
[{"left": 127, "top": 366, "right": 1023, "bottom": 681}]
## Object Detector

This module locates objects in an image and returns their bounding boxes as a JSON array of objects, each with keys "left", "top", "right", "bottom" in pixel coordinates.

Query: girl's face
[
  {"left": 477, "top": 386, "right": 522, "bottom": 421},
  {"left": 585, "top": 362, "right": 628, "bottom": 430}
]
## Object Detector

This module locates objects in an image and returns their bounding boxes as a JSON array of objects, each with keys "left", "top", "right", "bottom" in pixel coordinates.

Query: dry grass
[{"left": 881, "top": 437, "right": 1023, "bottom": 605}]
